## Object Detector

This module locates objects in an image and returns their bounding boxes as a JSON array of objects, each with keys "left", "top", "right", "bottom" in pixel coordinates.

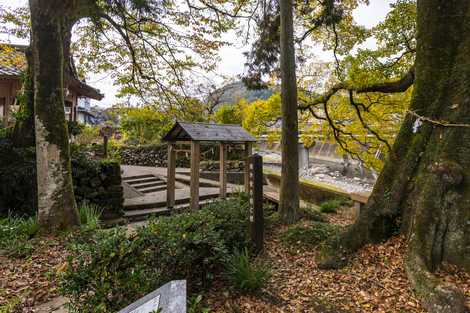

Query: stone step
[
  {"left": 124, "top": 199, "right": 216, "bottom": 222},
  {"left": 123, "top": 174, "right": 155, "bottom": 181},
  {"left": 125, "top": 176, "right": 161, "bottom": 185},
  {"left": 139, "top": 185, "right": 168, "bottom": 193},
  {"left": 124, "top": 191, "right": 226, "bottom": 211},
  {"left": 131, "top": 181, "right": 166, "bottom": 189},
  {"left": 124, "top": 207, "right": 171, "bottom": 221}
]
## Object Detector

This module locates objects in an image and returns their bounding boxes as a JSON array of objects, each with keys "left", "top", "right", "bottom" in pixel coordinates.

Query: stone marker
[{"left": 118, "top": 280, "right": 186, "bottom": 313}]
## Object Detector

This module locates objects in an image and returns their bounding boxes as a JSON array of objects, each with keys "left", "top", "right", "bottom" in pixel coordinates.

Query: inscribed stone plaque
[{"left": 118, "top": 280, "right": 186, "bottom": 313}]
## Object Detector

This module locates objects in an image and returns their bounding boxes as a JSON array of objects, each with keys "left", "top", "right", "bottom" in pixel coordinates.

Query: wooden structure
[
  {"left": 0, "top": 44, "right": 103, "bottom": 126},
  {"left": 162, "top": 122, "right": 257, "bottom": 210}
]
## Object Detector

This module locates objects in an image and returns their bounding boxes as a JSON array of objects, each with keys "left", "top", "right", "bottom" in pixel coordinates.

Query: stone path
[{"left": 34, "top": 296, "right": 68, "bottom": 313}]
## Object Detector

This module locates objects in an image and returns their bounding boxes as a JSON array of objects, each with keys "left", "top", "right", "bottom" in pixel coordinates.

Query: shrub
[
  {"left": 280, "top": 221, "right": 342, "bottom": 250},
  {"left": 319, "top": 199, "right": 344, "bottom": 213},
  {"left": 78, "top": 202, "right": 102, "bottom": 230},
  {"left": 60, "top": 196, "right": 250, "bottom": 313},
  {"left": 226, "top": 248, "right": 270, "bottom": 293},
  {"left": 0, "top": 139, "right": 36, "bottom": 216},
  {"left": 299, "top": 205, "right": 327, "bottom": 222}
]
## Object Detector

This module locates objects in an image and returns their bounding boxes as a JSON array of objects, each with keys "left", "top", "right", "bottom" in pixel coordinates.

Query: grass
[
  {"left": 226, "top": 248, "right": 270, "bottom": 293},
  {"left": 319, "top": 199, "right": 343, "bottom": 213},
  {"left": 319, "top": 197, "right": 352, "bottom": 213},
  {"left": 0, "top": 215, "right": 39, "bottom": 258},
  {"left": 78, "top": 202, "right": 102, "bottom": 230}
]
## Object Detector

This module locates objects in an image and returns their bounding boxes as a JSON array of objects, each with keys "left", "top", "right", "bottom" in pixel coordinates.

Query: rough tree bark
[
  {"left": 11, "top": 48, "right": 36, "bottom": 148},
  {"left": 30, "top": 0, "right": 79, "bottom": 230},
  {"left": 321, "top": 1, "right": 470, "bottom": 312},
  {"left": 279, "top": 0, "right": 300, "bottom": 224}
]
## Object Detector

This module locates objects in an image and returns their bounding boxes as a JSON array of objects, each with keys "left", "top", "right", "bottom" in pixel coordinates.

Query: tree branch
[{"left": 299, "top": 66, "right": 415, "bottom": 110}]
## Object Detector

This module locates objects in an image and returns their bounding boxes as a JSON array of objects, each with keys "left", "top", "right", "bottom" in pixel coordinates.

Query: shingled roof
[{"left": 162, "top": 121, "right": 257, "bottom": 142}]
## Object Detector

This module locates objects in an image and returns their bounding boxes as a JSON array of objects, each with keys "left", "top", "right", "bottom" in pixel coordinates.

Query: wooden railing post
[
  {"left": 167, "top": 143, "right": 176, "bottom": 208},
  {"left": 219, "top": 142, "right": 227, "bottom": 198},
  {"left": 251, "top": 153, "right": 264, "bottom": 252},
  {"left": 190, "top": 141, "right": 200, "bottom": 210},
  {"left": 244, "top": 142, "right": 252, "bottom": 195}
]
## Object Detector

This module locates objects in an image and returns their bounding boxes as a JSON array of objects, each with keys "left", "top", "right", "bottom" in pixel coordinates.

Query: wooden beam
[
  {"left": 251, "top": 153, "right": 264, "bottom": 252},
  {"left": 244, "top": 142, "right": 252, "bottom": 195},
  {"left": 219, "top": 142, "right": 227, "bottom": 198},
  {"left": 166, "top": 143, "right": 176, "bottom": 208},
  {"left": 190, "top": 141, "right": 200, "bottom": 210}
]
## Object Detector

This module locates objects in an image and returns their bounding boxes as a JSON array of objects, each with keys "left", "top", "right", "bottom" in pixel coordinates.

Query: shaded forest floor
[
  {"left": 1, "top": 208, "right": 469, "bottom": 313},
  {"left": 204, "top": 209, "right": 470, "bottom": 313}
]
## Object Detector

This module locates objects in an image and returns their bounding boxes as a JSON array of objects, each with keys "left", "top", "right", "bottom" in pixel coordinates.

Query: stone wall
[
  {"left": 0, "top": 139, "right": 123, "bottom": 217},
  {"left": 71, "top": 154, "right": 123, "bottom": 217},
  {"left": 117, "top": 144, "right": 245, "bottom": 169}
]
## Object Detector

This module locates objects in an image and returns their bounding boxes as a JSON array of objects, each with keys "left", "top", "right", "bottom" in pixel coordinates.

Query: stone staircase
[{"left": 123, "top": 174, "right": 167, "bottom": 194}]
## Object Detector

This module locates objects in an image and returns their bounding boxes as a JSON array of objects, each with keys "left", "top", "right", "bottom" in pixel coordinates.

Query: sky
[{"left": 0, "top": 0, "right": 394, "bottom": 107}]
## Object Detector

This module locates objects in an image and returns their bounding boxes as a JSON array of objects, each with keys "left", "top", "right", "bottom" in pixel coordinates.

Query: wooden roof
[{"left": 162, "top": 121, "right": 257, "bottom": 142}]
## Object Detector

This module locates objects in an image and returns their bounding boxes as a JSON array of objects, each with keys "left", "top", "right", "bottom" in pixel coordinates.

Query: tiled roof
[
  {"left": 0, "top": 44, "right": 27, "bottom": 77},
  {"left": 162, "top": 121, "right": 257, "bottom": 142},
  {"left": 0, "top": 43, "right": 103, "bottom": 100}
]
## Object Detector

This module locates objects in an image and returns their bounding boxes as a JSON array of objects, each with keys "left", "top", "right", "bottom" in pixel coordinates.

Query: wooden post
[
  {"left": 244, "top": 142, "right": 252, "bottom": 195},
  {"left": 103, "top": 136, "right": 109, "bottom": 158},
  {"left": 251, "top": 153, "right": 264, "bottom": 252},
  {"left": 190, "top": 141, "right": 200, "bottom": 210},
  {"left": 219, "top": 142, "right": 227, "bottom": 198},
  {"left": 166, "top": 143, "right": 176, "bottom": 208}
]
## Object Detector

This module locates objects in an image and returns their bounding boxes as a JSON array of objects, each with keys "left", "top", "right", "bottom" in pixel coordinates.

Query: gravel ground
[{"left": 258, "top": 150, "right": 375, "bottom": 194}]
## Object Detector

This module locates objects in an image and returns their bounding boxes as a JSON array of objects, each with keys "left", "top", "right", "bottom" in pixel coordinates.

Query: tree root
[{"left": 406, "top": 252, "right": 469, "bottom": 313}]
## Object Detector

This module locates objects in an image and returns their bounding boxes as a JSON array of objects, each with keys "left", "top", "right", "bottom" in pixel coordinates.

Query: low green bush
[
  {"left": 319, "top": 197, "right": 351, "bottom": 213},
  {"left": 280, "top": 221, "right": 342, "bottom": 250},
  {"left": 226, "top": 248, "right": 270, "bottom": 293},
  {"left": 60, "top": 196, "right": 250, "bottom": 313},
  {"left": 299, "top": 205, "right": 327, "bottom": 222},
  {"left": 0, "top": 216, "right": 39, "bottom": 258},
  {"left": 0, "top": 139, "right": 37, "bottom": 216}
]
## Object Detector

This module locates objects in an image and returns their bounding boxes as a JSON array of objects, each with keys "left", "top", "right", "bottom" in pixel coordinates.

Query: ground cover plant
[
  {"left": 0, "top": 215, "right": 39, "bottom": 258},
  {"left": 226, "top": 248, "right": 270, "bottom": 293},
  {"left": 59, "top": 196, "right": 251, "bottom": 313}
]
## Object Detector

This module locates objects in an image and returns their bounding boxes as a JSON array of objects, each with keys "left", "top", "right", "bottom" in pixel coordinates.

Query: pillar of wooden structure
[
  {"left": 190, "top": 141, "right": 200, "bottom": 210},
  {"left": 244, "top": 142, "right": 252, "bottom": 195},
  {"left": 166, "top": 143, "right": 176, "bottom": 208},
  {"left": 162, "top": 121, "right": 257, "bottom": 210},
  {"left": 219, "top": 142, "right": 227, "bottom": 198}
]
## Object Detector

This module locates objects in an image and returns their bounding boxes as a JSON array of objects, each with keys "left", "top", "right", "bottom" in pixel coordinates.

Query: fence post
[{"left": 251, "top": 153, "right": 264, "bottom": 253}]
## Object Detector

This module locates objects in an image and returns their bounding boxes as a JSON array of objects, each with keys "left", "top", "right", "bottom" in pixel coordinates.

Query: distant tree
[
  {"left": 213, "top": 104, "right": 243, "bottom": 125},
  {"left": 242, "top": 94, "right": 281, "bottom": 136},
  {"left": 119, "top": 107, "right": 173, "bottom": 144}
]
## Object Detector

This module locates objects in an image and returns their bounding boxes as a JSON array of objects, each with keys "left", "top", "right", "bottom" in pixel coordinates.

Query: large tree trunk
[
  {"left": 320, "top": 1, "right": 470, "bottom": 312},
  {"left": 30, "top": 0, "right": 79, "bottom": 230},
  {"left": 11, "top": 48, "right": 36, "bottom": 148},
  {"left": 279, "top": 0, "right": 300, "bottom": 224}
]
